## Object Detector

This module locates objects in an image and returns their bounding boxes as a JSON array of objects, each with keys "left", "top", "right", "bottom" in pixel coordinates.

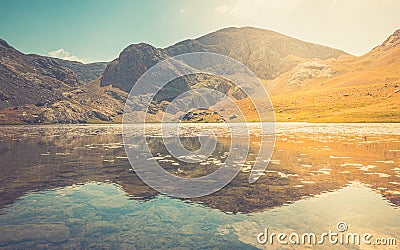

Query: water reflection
[
  {"left": 0, "top": 123, "right": 399, "bottom": 247},
  {"left": 0, "top": 123, "right": 399, "bottom": 212},
  {"left": 0, "top": 182, "right": 256, "bottom": 249},
  {"left": 0, "top": 182, "right": 398, "bottom": 249}
]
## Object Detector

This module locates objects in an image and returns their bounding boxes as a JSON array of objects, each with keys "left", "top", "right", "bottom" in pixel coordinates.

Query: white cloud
[{"left": 48, "top": 49, "right": 86, "bottom": 63}]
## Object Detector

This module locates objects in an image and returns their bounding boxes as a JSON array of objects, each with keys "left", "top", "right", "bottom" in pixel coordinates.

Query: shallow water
[{"left": 0, "top": 123, "right": 399, "bottom": 248}]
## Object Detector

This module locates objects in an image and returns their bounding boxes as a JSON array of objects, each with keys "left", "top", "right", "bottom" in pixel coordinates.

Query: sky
[{"left": 0, "top": 0, "right": 399, "bottom": 63}]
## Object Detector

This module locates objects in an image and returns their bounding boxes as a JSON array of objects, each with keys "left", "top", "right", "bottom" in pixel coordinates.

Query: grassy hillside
[{"left": 263, "top": 31, "right": 400, "bottom": 123}]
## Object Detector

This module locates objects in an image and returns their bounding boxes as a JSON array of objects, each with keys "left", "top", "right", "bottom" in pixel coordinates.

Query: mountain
[
  {"left": 101, "top": 27, "right": 347, "bottom": 94},
  {"left": 0, "top": 38, "right": 108, "bottom": 108},
  {"left": 0, "top": 27, "right": 399, "bottom": 124},
  {"left": 0, "top": 39, "right": 126, "bottom": 124},
  {"left": 165, "top": 27, "right": 347, "bottom": 79},
  {"left": 100, "top": 43, "right": 168, "bottom": 92},
  {"left": 264, "top": 29, "right": 400, "bottom": 122},
  {"left": 98, "top": 27, "right": 347, "bottom": 122},
  {"left": 53, "top": 59, "right": 107, "bottom": 84},
  {"left": 0, "top": 38, "right": 79, "bottom": 108}
]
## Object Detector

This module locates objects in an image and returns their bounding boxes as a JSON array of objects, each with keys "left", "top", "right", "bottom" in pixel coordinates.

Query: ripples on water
[{"left": 0, "top": 123, "right": 399, "bottom": 248}]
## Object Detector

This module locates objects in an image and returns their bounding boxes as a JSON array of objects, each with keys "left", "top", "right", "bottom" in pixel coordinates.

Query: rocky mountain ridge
[
  {"left": 0, "top": 27, "right": 399, "bottom": 124},
  {"left": 100, "top": 27, "right": 347, "bottom": 94},
  {"left": 0, "top": 38, "right": 125, "bottom": 124}
]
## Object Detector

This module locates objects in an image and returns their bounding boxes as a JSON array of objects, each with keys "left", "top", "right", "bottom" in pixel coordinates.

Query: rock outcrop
[
  {"left": 287, "top": 60, "right": 334, "bottom": 86},
  {"left": 377, "top": 29, "right": 400, "bottom": 51},
  {"left": 100, "top": 43, "right": 168, "bottom": 92}
]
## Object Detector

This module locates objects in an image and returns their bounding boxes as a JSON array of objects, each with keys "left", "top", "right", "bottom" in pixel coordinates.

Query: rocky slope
[
  {"left": 1, "top": 27, "right": 399, "bottom": 124},
  {"left": 98, "top": 27, "right": 347, "bottom": 122},
  {"left": 165, "top": 27, "right": 347, "bottom": 79},
  {"left": 100, "top": 43, "right": 169, "bottom": 92},
  {"left": 263, "top": 29, "right": 400, "bottom": 122},
  {"left": 0, "top": 39, "right": 108, "bottom": 108},
  {"left": 0, "top": 39, "right": 125, "bottom": 124},
  {"left": 53, "top": 59, "right": 107, "bottom": 84},
  {"left": 0, "top": 38, "right": 79, "bottom": 109},
  {"left": 100, "top": 27, "right": 347, "bottom": 94},
  {"left": 0, "top": 80, "right": 127, "bottom": 124}
]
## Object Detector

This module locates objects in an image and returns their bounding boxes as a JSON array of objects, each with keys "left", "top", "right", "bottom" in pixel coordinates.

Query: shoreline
[{"left": 1, "top": 121, "right": 400, "bottom": 126}]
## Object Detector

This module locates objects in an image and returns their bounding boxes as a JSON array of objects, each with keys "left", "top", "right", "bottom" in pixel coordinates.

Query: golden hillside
[{"left": 262, "top": 29, "right": 400, "bottom": 122}]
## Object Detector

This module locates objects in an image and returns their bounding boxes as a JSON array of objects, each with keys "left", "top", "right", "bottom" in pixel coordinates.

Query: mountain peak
[
  {"left": 379, "top": 29, "right": 400, "bottom": 50},
  {"left": 0, "top": 38, "right": 18, "bottom": 53},
  {"left": 215, "top": 26, "right": 274, "bottom": 33},
  {"left": 124, "top": 42, "right": 156, "bottom": 50},
  {"left": 101, "top": 42, "right": 168, "bottom": 92},
  {"left": 207, "top": 26, "right": 281, "bottom": 38},
  {"left": 0, "top": 38, "right": 10, "bottom": 47},
  {"left": 119, "top": 42, "right": 165, "bottom": 59}
]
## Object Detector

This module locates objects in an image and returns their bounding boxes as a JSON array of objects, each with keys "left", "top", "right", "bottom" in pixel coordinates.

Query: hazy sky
[{"left": 0, "top": 0, "right": 399, "bottom": 63}]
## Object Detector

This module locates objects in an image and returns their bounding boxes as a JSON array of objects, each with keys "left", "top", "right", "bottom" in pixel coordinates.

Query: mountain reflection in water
[
  {"left": 0, "top": 123, "right": 399, "bottom": 248},
  {"left": 0, "top": 123, "right": 399, "bottom": 212}
]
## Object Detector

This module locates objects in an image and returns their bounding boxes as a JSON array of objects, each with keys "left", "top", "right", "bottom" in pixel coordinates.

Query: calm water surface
[{"left": 0, "top": 123, "right": 399, "bottom": 249}]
